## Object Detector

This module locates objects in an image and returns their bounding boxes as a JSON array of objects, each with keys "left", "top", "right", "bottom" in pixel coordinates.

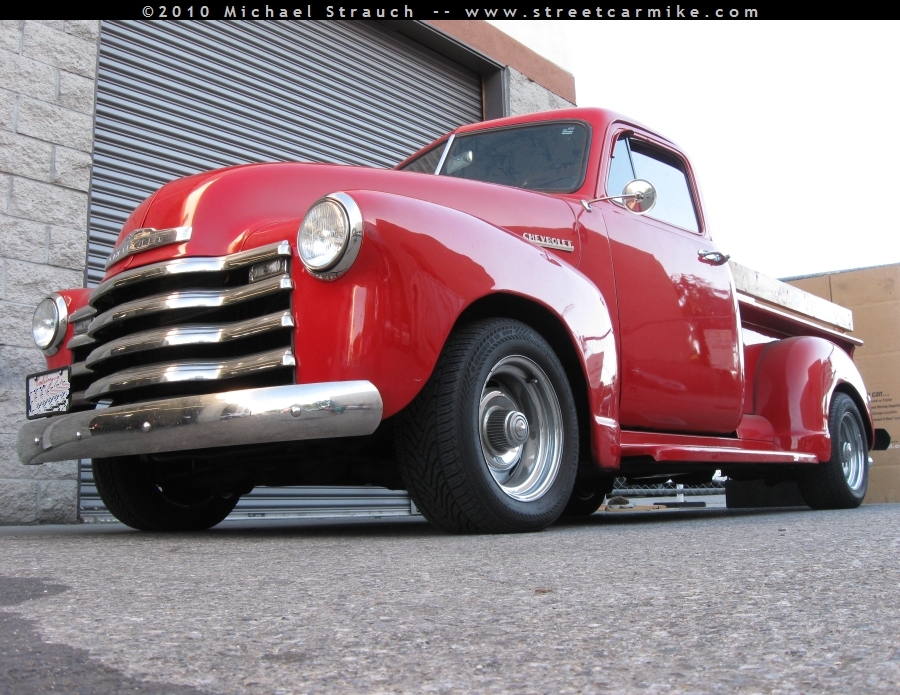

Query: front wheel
[
  {"left": 396, "top": 318, "right": 579, "bottom": 534},
  {"left": 797, "top": 393, "right": 869, "bottom": 509},
  {"left": 92, "top": 456, "right": 240, "bottom": 531}
]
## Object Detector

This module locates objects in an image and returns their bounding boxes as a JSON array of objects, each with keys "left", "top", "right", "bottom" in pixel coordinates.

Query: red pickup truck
[{"left": 18, "top": 107, "right": 891, "bottom": 533}]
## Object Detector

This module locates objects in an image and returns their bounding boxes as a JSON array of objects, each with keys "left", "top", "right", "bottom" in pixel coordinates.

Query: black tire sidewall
[
  {"left": 797, "top": 392, "right": 869, "bottom": 510},
  {"left": 828, "top": 394, "right": 868, "bottom": 504},
  {"left": 563, "top": 478, "right": 614, "bottom": 516},
  {"left": 444, "top": 321, "right": 579, "bottom": 531},
  {"left": 93, "top": 456, "right": 238, "bottom": 531}
]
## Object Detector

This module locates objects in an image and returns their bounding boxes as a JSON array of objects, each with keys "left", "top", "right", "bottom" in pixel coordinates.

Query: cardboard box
[
  {"left": 867, "top": 465, "right": 900, "bottom": 504},
  {"left": 851, "top": 303, "right": 900, "bottom": 359},
  {"left": 788, "top": 274, "right": 832, "bottom": 301},
  {"left": 854, "top": 353, "right": 900, "bottom": 455},
  {"left": 830, "top": 264, "right": 900, "bottom": 307},
  {"left": 785, "top": 263, "right": 900, "bottom": 503}
]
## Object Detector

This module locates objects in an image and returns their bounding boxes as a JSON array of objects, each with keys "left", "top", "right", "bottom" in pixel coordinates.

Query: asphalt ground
[{"left": 1, "top": 504, "right": 899, "bottom": 695}]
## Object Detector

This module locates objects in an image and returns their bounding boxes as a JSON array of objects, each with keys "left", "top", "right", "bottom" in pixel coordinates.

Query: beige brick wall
[{"left": 0, "top": 20, "right": 99, "bottom": 525}]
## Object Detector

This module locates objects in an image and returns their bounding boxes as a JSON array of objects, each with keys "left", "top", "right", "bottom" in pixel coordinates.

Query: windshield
[{"left": 435, "top": 122, "right": 590, "bottom": 193}]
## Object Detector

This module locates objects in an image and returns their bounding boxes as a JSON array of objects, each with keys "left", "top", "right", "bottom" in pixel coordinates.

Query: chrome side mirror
[
  {"left": 620, "top": 179, "right": 656, "bottom": 214},
  {"left": 580, "top": 179, "right": 658, "bottom": 214}
]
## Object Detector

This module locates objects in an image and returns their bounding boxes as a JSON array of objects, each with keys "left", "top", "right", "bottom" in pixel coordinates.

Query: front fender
[
  {"left": 247, "top": 191, "right": 620, "bottom": 467},
  {"left": 43, "top": 288, "right": 92, "bottom": 370},
  {"left": 754, "top": 336, "right": 874, "bottom": 460}
]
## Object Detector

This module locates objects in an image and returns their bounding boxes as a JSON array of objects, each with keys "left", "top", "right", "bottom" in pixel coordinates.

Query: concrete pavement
[{"left": 1, "top": 505, "right": 899, "bottom": 694}]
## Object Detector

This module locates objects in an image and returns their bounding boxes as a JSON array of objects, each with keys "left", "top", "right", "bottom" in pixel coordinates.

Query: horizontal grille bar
[
  {"left": 68, "top": 334, "right": 96, "bottom": 350},
  {"left": 74, "top": 240, "right": 296, "bottom": 408},
  {"left": 70, "top": 305, "right": 97, "bottom": 322},
  {"left": 71, "top": 362, "right": 92, "bottom": 378},
  {"left": 86, "top": 310, "right": 294, "bottom": 368},
  {"left": 90, "top": 240, "right": 292, "bottom": 307},
  {"left": 84, "top": 347, "right": 296, "bottom": 400},
  {"left": 88, "top": 275, "right": 292, "bottom": 337}
]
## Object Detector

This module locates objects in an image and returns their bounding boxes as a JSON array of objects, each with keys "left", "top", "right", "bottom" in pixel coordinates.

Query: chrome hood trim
[{"left": 18, "top": 382, "right": 383, "bottom": 465}]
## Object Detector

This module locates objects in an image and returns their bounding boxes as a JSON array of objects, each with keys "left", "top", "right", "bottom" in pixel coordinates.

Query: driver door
[{"left": 601, "top": 130, "right": 744, "bottom": 435}]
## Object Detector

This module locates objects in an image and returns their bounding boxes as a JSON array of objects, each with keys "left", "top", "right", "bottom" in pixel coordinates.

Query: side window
[
  {"left": 607, "top": 135, "right": 700, "bottom": 233},
  {"left": 607, "top": 137, "right": 635, "bottom": 199},
  {"left": 629, "top": 140, "right": 699, "bottom": 233}
]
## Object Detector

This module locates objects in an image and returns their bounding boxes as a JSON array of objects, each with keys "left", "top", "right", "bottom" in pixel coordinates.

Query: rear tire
[
  {"left": 562, "top": 478, "right": 615, "bottom": 516},
  {"left": 92, "top": 456, "right": 239, "bottom": 531},
  {"left": 797, "top": 393, "right": 869, "bottom": 509},
  {"left": 396, "top": 319, "right": 579, "bottom": 534}
]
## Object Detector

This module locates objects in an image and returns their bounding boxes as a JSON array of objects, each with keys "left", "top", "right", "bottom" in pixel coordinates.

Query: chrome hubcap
[
  {"left": 839, "top": 412, "right": 866, "bottom": 492},
  {"left": 478, "top": 355, "right": 563, "bottom": 502}
]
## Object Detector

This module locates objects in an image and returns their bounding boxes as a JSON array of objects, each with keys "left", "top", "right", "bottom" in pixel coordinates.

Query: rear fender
[
  {"left": 245, "top": 191, "right": 620, "bottom": 468},
  {"left": 753, "top": 336, "right": 874, "bottom": 459}
]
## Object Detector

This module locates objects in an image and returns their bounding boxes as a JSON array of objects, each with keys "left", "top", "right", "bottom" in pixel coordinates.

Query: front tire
[
  {"left": 396, "top": 318, "right": 579, "bottom": 534},
  {"left": 797, "top": 393, "right": 869, "bottom": 509},
  {"left": 92, "top": 456, "right": 239, "bottom": 531}
]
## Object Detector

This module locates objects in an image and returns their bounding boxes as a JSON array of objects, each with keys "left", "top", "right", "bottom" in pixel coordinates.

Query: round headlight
[
  {"left": 299, "top": 199, "right": 349, "bottom": 271},
  {"left": 298, "top": 192, "right": 364, "bottom": 280},
  {"left": 32, "top": 295, "right": 67, "bottom": 352}
]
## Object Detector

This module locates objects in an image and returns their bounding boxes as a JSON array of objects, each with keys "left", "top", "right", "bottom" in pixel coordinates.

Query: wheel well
[
  {"left": 832, "top": 383, "right": 873, "bottom": 449},
  {"left": 455, "top": 294, "right": 593, "bottom": 464}
]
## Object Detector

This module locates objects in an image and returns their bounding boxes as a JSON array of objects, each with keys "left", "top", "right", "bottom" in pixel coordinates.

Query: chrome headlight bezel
[
  {"left": 32, "top": 294, "right": 68, "bottom": 355},
  {"left": 297, "top": 192, "right": 363, "bottom": 281}
]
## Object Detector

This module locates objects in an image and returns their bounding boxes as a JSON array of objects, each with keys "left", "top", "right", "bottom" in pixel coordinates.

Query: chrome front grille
[{"left": 70, "top": 241, "right": 295, "bottom": 407}]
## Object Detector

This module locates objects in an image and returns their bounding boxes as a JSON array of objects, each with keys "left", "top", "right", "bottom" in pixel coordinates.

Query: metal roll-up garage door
[
  {"left": 81, "top": 19, "right": 483, "bottom": 521},
  {"left": 87, "top": 20, "right": 483, "bottom": 283}
]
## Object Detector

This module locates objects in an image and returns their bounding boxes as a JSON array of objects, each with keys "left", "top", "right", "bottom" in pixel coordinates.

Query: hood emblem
[
  {"left": 522, "top": 233, "right": 574, "bottom": 252},
  {"left": 105, "top": 226, "right": 193, "bottom": 269}
]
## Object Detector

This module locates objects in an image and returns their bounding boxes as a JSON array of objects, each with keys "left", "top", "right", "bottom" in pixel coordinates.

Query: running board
[{"left": 620, "top": 431, "right": 819, "bottom": 464}]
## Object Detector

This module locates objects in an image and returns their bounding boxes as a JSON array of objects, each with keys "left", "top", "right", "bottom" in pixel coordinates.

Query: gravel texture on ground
[{"left": 1, "top": 505, "right": 899, "bottom": 694}]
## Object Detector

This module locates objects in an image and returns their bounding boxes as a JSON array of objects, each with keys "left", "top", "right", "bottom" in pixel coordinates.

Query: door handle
[{"left": 698, "top": 249, "right": 731, "bottom": 265}]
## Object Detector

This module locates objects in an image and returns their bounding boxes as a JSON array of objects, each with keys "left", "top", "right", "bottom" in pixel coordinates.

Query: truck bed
[{"left": 730, "top": 261, "right": 861, "bottom": 353}]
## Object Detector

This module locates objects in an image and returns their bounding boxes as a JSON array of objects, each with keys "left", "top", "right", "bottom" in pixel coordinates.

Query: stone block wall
[
  {"left": 0, "top": 20, "right": 99, "bottom": 525},
  {"left": 508, "top": 67, "right": 575, "bottom": 116}
]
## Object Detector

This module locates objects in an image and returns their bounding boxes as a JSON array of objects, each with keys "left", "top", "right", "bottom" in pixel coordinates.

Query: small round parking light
[{"left": 32, "top": 295, "right": 68, "bottom": 353}]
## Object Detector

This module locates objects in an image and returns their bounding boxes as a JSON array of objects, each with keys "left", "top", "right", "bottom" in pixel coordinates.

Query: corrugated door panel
[
  {"left": 87, "top": 19, "right": 482, "bottom": 284},
  {"left": 83, "top": 20, "right": 481, "bottom": 522},
  {"left": 79, "top": 461, "right": 413, "bottom": 521}
]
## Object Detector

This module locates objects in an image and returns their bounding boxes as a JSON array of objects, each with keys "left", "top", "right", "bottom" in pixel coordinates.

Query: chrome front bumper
[{"left": 18, "top": 382, "right": 383, "bottom": 465}]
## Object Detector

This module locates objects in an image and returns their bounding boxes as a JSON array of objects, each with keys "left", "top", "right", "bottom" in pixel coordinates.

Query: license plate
[{"left": 26, "top": 367, "right": 71, "bottom": 419}]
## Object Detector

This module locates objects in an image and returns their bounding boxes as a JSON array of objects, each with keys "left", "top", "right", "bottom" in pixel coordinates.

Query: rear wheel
[
  {"left": 92, "top": 456, "right": 239, "bottom": 531},
  {"left": 396, "top": 318, "right": 579, "bottom": 534},
  {"left": 797, "top": 393, "right": 869, "bottom": 509}
]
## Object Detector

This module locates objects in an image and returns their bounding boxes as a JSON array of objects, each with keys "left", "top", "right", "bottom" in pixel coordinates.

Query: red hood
[{"left": 104, "top": 162, "right": 580, "bottom": 277}]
